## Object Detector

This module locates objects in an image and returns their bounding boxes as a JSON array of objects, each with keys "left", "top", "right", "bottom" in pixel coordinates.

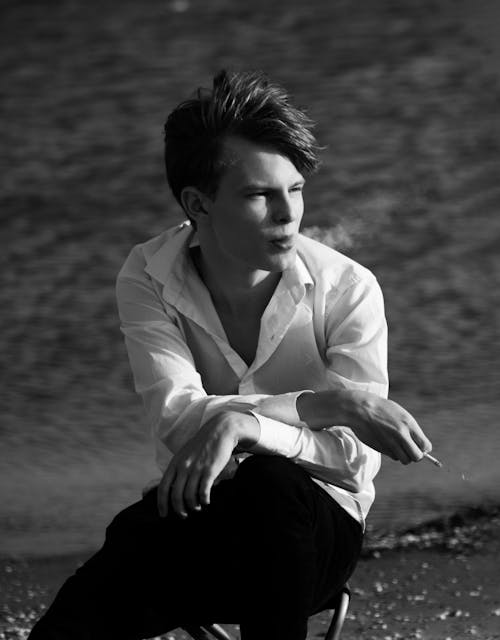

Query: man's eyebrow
[
  {"left": 240, "top": 183, "right": 269, "bottom": 190},
  {"left": 241, "top": 178, "right": 306, "bottom": 191}
]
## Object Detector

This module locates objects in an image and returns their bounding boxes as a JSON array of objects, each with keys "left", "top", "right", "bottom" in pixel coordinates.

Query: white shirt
[{"left": 116, "top": 222, "right": 388, "bottom": 528}]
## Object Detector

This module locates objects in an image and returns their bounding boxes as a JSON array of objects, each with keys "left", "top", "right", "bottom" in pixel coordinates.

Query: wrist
[
  {"left": 218, "top": 410, "right": 261, "bottom": 450},
  {"left": 337, "top": 389, "right": 373, "bottom": 430}
]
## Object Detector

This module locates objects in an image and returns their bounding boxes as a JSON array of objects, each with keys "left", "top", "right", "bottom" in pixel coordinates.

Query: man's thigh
[
  {"left": 31, "top": 455, "right": 363, "bottom": 638},
  {"left": 229, "top": 455, "right": 363, "bottom": 613},
  {"left": 100, "top": 478, "right": 242, "bottom": 618},
  {"left": 97, "top": 455, "right": 362, "bottom": 616},
  {"left": 29, "top": 480, "right": 243, "bottom": 639}
]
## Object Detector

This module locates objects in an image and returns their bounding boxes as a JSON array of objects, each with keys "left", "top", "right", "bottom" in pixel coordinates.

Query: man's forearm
[
  {"left": 213, "top": 389, "right": 431, "bottom": 466},
  {"left": 296, "top": 389, "right": 356, "bottom": 429},
  {"left": 297, "top": 388, "right": 432, "bottom": 464}
]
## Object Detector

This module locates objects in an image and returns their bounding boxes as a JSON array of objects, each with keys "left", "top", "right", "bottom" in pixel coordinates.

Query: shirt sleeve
[
  {"left": 247, "top": 273, "right": 387, "bottom": 492},
  {"left": 324, "top": 273, "right": 388, "bottom": 398}
]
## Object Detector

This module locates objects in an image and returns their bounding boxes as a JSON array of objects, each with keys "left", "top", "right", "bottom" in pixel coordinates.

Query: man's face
[{"left": 202, "top": 136, "right": 305, "bottom": 274}]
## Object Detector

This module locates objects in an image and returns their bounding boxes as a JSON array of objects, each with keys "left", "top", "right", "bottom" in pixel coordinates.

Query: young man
[{"left": 30, "top": 70, "right": 432, "bottom": 640}]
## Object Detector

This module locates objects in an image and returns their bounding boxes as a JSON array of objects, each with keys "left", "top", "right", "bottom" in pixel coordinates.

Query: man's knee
[{"left": 104, "top": 490, "right": 158, "bottom": 548}]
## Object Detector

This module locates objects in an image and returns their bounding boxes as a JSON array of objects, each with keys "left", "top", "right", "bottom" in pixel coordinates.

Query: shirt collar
[
  {"left": 144, "top": 222, "right": 194, "bottom": 304},
  {"left": 282, "top": 252, "right": 314, "bottom": 304},
  {"left": 144, "top": 221, "right": 314, "bottom": 305}
]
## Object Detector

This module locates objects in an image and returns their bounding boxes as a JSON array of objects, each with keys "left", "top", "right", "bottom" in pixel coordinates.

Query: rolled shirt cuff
[
  {"left": 248, "top": 390, "right": 315, "bottom": 457},
  {"left": 247, "top": 412, "right": 301, "bottom": 457},
  {"left": 254, "top": 389, "right": 314, "bottom": 428}
]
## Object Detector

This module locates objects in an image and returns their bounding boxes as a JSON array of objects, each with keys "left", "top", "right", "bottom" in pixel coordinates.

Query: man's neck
[{"left": 191, "top": 246, "right": 281, "bottom": 318}]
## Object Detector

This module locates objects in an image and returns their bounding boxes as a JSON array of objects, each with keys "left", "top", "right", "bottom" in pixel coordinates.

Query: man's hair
[{"left": 164, "top": 70, "right": 321, "bottom": 208}]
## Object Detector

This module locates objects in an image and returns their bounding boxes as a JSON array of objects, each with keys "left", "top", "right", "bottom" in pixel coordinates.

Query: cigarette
[{"left": 423, "top": 452, "right": 443, "bottom": 467}]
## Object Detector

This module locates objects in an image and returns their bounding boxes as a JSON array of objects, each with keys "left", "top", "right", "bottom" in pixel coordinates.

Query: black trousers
[{"left": 29, "top": 455, "right": 363, "bottom": 640}]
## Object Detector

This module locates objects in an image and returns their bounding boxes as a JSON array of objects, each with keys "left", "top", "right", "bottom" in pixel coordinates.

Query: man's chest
[
  {"left": 217, "top": 310, "right": 261, "bottom": 367},
  {"left": 175, "top": 299, "right": 330, "bottom": 396}
]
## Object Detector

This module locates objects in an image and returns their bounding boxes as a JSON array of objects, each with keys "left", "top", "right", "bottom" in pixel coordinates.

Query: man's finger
[
  {"left": 171, "top": 468, "right": 189, "bottom": 518},
  {"left": 184, "top": 470, "right": 203, "bottom": 513},
  {"left": 199, "top": 468, "right": 217, "bottom": 506},
  {"left": 157, "top": 465, "right": 175, "bottom": 518},
  {"left": 410, "top": 429, "right": 433, "bottom": 456},
  {"left": 400, "top": 413, "right": 432, "bottom": 455},
  {"left": 399, "top": 434, "right": 426, "bottom": 463},
  {"left": 386, "top": 441, "right": 412, "bottom": 465}
]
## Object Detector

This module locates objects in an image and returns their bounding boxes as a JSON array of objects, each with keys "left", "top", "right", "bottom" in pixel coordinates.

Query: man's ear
[{"left": 180, "top": 187, "right": 211, "bottom": 225}]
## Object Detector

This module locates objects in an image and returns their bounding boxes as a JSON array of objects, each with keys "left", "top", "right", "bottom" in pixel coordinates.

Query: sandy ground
[{"left": 2, "top": 509, "right": 500, "bottom": 640}]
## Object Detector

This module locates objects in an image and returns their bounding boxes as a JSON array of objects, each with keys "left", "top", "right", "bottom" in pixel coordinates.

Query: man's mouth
[{"left": 268, "top": 236, "right": 295, "bottom": 251}]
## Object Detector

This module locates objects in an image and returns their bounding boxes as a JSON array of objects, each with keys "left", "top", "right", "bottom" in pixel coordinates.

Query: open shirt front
[{"left": 116, "top": 222, "right": 388, "bottom": 529}]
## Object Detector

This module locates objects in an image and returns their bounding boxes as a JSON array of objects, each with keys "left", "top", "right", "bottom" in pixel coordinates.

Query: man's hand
[
  {"left": 345, "top": 390, "right": 432, "bottom": 464},
  {"left": 297, "top": 389, "right": 432, "bottom": 465},
  {"left": 157, "top": 411, "right": 260, "bottom": 518}
]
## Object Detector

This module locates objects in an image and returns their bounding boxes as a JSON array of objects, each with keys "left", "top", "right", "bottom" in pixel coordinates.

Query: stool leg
[
  {"left": 204, "top": 624, "right": 233, "bottom": 640},
  {"left": 182, "top": 623, "right": 234, "bottom": 640},
  {"left": 324, "top": 590, "right": 350, "bottom": 640},
  {"left": 182, "top": 625, "right": 213, "bottom": 639}
]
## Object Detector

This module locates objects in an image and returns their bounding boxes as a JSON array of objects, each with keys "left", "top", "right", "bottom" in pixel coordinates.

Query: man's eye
[
  {"left": 290, "top": 186, "right": 303, "bottom": 193},
  {"left": 247, "top": 192, "right": 266, "bottom": 198}
]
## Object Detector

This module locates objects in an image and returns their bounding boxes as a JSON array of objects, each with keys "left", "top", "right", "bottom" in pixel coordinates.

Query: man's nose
[{"left": 271, "top": 193, "right": 298, "bottom": 224}]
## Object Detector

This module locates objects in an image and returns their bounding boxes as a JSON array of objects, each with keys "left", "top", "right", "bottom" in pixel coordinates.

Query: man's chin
[{"left": 264, "top": 248, "right": 297, "bottom": 272}]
